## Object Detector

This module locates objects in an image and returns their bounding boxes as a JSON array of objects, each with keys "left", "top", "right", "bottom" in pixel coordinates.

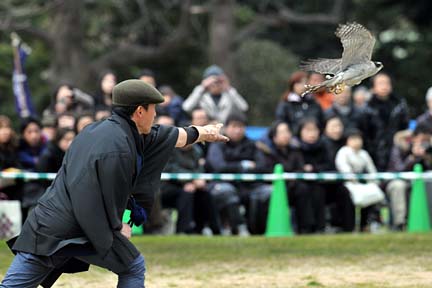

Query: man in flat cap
[{"left": 1, "top": 79, "right": 228, "bottom": 288}]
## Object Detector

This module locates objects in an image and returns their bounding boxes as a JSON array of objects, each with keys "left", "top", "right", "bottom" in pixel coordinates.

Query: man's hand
[
  {"left": 193, "top": 123, "right": 229, "bottom": 143},
  {"left": 201, "top": 76, "right": 218, "bottom": 90},
  {"left": 121, "top": 223, "right": 132, "bottom": 240}
]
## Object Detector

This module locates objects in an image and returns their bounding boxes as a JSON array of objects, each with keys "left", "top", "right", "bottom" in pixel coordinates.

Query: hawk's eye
[{"left": 374, "top": 61, "right": 383, "bottom": 67}]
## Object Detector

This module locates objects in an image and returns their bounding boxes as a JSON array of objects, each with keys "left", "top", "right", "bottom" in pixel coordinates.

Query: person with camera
[
  {"left": 183, "top": 65, "right": 249, "bottom": 124},
  {"left": 386, "top": 124, "right": 432, "bottom": 230}
]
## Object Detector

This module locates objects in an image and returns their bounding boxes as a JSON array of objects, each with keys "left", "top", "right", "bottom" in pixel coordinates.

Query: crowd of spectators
[{"left": 1, "top": 65, "right": 432, "bottom": 236}]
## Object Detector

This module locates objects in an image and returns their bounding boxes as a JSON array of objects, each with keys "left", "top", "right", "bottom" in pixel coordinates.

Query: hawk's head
[{"left": 374, "top": 61, "right": 384, "bottom": 69}]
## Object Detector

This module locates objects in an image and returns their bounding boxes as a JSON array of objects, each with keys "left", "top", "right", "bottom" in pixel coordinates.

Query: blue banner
[{"left": 12, "top": 41, "right": 36, "bottom": 119}]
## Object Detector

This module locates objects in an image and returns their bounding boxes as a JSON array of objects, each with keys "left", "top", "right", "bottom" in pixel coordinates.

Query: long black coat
[{"left": 8, "top": 113, "right": 178, "bottom": 285}]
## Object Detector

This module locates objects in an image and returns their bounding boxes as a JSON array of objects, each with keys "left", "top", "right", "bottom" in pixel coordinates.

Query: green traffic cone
[
  {"left": 407, "top": 164, "right": 431, "bottom": 233},
  {"left": 122, "top": 209, "right": 144, "bottom": 235},
  {"left": 265, "top": 164, "right": 293, "bottom": 237}
]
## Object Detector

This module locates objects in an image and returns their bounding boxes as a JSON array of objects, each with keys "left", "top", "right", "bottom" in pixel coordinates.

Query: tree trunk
[
  {"left": 49, "top": 0, "right": 91, "bottom": 89},
  {"left": 209, "top": 0, "right": 235, "bottom": 80}
]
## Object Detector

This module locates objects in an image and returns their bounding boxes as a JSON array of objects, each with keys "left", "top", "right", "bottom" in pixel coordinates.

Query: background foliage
[{"left": 0, "top": 0, "right": 431, "bottom": 125}]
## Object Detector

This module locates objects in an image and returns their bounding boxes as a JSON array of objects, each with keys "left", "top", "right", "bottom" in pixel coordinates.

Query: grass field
[{"left": 1, "top": 233, "right": 432, "bottom": 287}]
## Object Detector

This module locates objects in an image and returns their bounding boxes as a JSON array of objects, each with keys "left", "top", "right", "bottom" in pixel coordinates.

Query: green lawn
[{"left": 2, "top": 233, "right": 432, "bottom": 287}]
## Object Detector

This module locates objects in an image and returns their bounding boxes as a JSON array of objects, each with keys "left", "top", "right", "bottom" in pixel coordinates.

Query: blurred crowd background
[{"left": 1, "top": 0, "right": 432, "bottom": 237}]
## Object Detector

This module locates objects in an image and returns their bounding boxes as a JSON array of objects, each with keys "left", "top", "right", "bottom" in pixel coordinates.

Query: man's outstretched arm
[{"left": 175, "top": 123, "right": 229, "bottom": 147}]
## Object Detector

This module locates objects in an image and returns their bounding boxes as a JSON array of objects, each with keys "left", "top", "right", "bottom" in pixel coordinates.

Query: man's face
[
  {"left": 224, "top": 121, "right": 245, "bottom": 142},
  {"left": 373, "top": 74, "right": 392, "bottom": 99},
  {"left": 191, "top": 109, "right": 209, "bottom": 126},
  {"left": 133, "top": 104, "right": 156, "bottom": 134}
]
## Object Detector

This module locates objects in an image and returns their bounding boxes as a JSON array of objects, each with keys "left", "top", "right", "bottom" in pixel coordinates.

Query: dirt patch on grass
[{"left": 50, "top": 255, "right": 432, "bottom": 287}]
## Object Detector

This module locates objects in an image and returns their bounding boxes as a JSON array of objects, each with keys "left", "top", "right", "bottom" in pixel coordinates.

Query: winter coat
[
  {"left": 183, "top": 85, "right": 248, "bottom": 123},
  {"left": 255, "top": 140, "right": 305, "bottom": 173},
  {"left": 367, "top": 93, "right": 409, "bottom": 170},
  {"left": 275, "top": 93, "right": 324, "bottom": 135},
  {"left": 299, "top": 138, "right": 332, "bottom": 172},
  {"left": 416, "top": 111, "right": 432, "bottom": 132},
  {"left": 322, "top": 136, "right": 345, "bottom": 171},
  {"left": 335, "top": 146, "right": 377, "bottom": 174},
  {"left": 8, "top": 112, "right": 178, "bottom": 287}
]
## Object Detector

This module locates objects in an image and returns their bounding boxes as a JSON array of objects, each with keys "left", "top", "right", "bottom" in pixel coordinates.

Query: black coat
[
  {"left": 36, "top": 142, "right": 65, "bottom": 173},
  {"left": 8, "top": 113, "right": 178, "bottom": 286},
  {"left": 367, "top": 93, "right": 409, "bottom": 170},
  {"left": 275, "top": 95, "right": 324, "bottom": 134},
  {"left": 299, "top": 138, "right": 332, "bottom": 172}
]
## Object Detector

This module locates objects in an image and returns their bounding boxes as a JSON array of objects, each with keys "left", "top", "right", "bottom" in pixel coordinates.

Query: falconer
[{"left": 1, "top": 79, "right": 229, "bottom": 288}]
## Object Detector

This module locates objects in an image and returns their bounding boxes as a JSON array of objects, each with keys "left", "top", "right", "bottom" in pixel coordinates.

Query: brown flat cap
[{"left": 112, "top": 79, "right": 164, "bottom": 106}]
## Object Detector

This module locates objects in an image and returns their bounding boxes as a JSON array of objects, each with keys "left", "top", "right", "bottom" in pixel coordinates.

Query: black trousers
[{"left": 160, "top": 183, "right": 195, "bottom": 233}]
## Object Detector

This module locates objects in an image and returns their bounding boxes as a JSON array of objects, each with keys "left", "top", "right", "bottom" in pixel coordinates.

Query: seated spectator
[
  {"left": 335, "top": 129, "right": 383, "bottom": 232},
  {"left": 157, "top": 85, "right": 187, "bottom": 125},
  {"left": 416, "top": 87, "right": 432, "bottom": 132},
  {"left": 95, "top": 106, "right": 111, "bottom": 121},
  {"left": 386, "top": 125, "right": 432, "bottom": 230},
  {"left": 183, "top": 65, "right": 248, "bottom": 124},
  {"left": 256, "top": 121, "right": 319, "bottom": 234},
  {"left": 41, "top": 114, "right": 57, "bottom": 142},
  {"left": 57, "top": 112, "right": 76, "bottom": 130},
  {"left": 206, "top": 114, "right": 266, "bottom": 235},
  {"left": 306, "top": 72, "right": 334, "bottom": 110},
  {"left": 162, "top": 137, "right": 216, "bottom": 234},
  {"left": 322, "top": 116, "right": 345, "bottom": 169},
  {"left": 322, "top": 117, "right": 356, "bottom": 232},
  {"left": 0, "top": 116, "right": 21, "bottom": 200},
  {"left": 276, "top": 71, "right": 324, "bottom": 135},
  {"left": 75, "top": 112, "right": 95, "bottom": 133},
  {"left": 17, "top": 117, "right": 47, "bottom": 217},
  {"left": 139, "top": 69, "right": 156, "bottom": 87},
  {"left": 352, "top": 86, "right": 372, "bottom": 109},
  {"left": 191, "top": 108, "right": 213, "bottom": 157},
  {"left": 43, "top": 84, "right": 94, "bottom": 119},
  {"left": 36, "top": 128, "right": 75, "bottom": 174},
  {"left": 94, "top": 71, "right": 116, "bottom": 109}
]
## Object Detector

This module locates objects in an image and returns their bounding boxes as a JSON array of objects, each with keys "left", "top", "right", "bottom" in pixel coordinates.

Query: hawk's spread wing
[
  {"left": 336, "top": 22, "right": 376, "bottom": 69},
  {"left": 300, "top": 58, "right": 342, "bottom": 75}
]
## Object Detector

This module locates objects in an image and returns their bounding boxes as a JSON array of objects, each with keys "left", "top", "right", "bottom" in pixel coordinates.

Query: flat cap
[{"left": 112, "top": 79, "right": 164, "bottom": 106}]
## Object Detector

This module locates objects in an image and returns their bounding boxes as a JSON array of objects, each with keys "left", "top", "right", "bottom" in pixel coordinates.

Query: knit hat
[
  {"left": 112, "top": 79, "right": 164, "bottom": 106},
  {"left": 202, "top": 65, "right": 224, "bottom": 79}
]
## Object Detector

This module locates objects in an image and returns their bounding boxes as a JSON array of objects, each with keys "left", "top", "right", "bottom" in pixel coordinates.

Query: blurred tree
[{"left": 0, "top": 0, "right": 430, "bottom": 124}]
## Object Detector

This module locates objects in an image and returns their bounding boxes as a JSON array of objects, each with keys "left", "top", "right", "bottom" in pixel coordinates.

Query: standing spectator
[
  {"left": 157, "top": 85, "right": 187, "bottom": 125},
  {"left": 206, "top": 114, "right": 265, "bottom": 235},
  {"left": 306, "top": 72, "right": 334, "bottom": 110},
  {"left": 335, "top": 129, "right": 383, "bottom": 232},
  {"left": 94, "top": 71, "right": 117, "bottom": 109},
  {"left": 43, "top": 84, "right": 94, "bottom": 118},
  {"left": 138, "top": 69, "right": 156, "bottom": 87},
  {"left": 0, "top": 116, "right": 21, "bottom": 200},
  {"left": 416, "top": 87, "right": 432, "bottom": 132},
  {"left": 36, "top": 128, "right": 75, "bottom": 173},
  {"left": 75, "top": 112, "right": 95, "bottom": 133},
  {"left": 367, "top": 73, "right": 409, "bottom": 170},
  {"left": 183, "top": 65, "right": 248, "bottom": 124},
  {"left": 276, "top": 71, "right": 324, "bottom": 135},
  {"left": 353, "top": 86, "right": 372, "bottom": 109}
]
